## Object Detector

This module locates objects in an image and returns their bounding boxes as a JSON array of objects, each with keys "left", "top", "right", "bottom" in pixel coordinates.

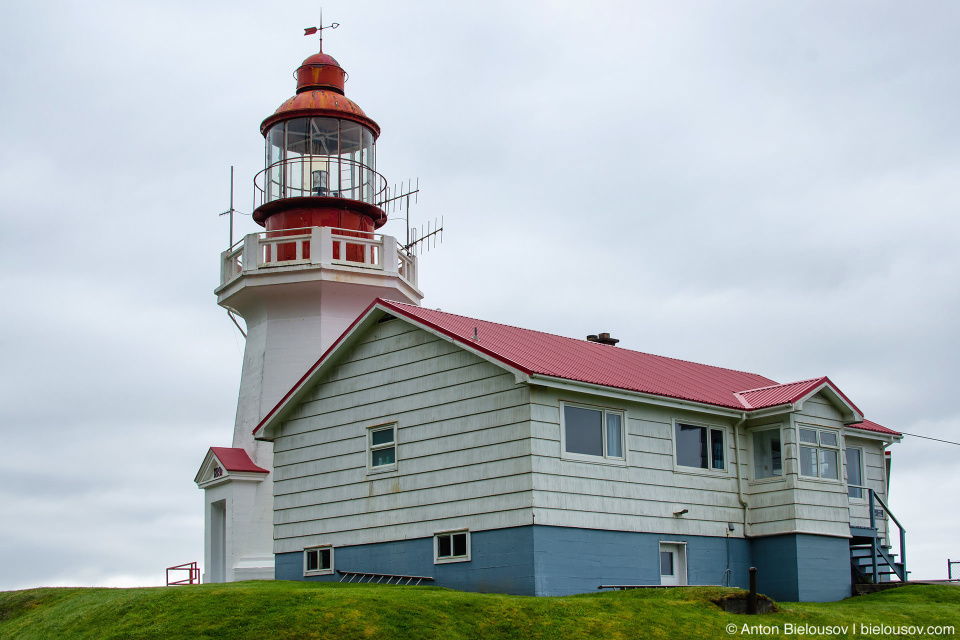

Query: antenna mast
[{"left": 218, "top": 165, "right": 238, "bottom": 249}]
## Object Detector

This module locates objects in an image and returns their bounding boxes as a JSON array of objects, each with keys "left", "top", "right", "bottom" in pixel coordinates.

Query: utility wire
[{"left": 900, "top": 432, "right": 960, "bottom": 447}]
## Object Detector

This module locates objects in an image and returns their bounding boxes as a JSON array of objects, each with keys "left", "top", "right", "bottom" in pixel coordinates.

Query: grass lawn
[{"left": 1, "top": 581, "right": 957, "bottom": 640}]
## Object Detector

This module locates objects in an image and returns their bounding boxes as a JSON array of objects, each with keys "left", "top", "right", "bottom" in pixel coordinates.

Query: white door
[
  {"left": 659, "top": 543, "right": 687, "bottom": 586},
  {"left": 211, "top": 500, "right": 226, "bottom": 583}
]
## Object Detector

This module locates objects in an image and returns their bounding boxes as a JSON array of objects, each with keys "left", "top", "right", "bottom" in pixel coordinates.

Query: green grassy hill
[{"left": 1, "top": 581, "right": 958, "bottom": 640}]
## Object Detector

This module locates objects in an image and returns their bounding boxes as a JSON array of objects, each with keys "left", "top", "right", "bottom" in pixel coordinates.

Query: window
[
  {"left": 845, "top": 447, "right": 864, "bottom": 499},
  {"left": 675, "top": 423, "right": 725, "bottom": 470},
  {"left": 303, "top": 545, "right": 333, "bottom": 576},
  {"left": 798, "top": 427, "right": 839, "bottom": 480},
  {"left": 753, "top": 428, "right": 782, "bottom": 479},
  {"left": 434, "top": 529, "right": 470, "bottom": 564},
  {"left": 368, "top": 423, "right": 397, "bottom": 471},
  {"left": 561, "top": 403, "right": 625, "bottom": 461}
]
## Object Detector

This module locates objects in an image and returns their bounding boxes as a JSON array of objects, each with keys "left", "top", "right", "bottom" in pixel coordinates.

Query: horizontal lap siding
[
  {"left": 528, "top": 388, "right": 743, "bottom": 538},
  {"left": 272, "top": 321, "right": 533, "bottom": 554}
]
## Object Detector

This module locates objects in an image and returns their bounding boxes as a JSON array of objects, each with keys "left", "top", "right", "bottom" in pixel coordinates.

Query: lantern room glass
[{"left": 264, "top": 117, "right": 377, "bottom": 204}]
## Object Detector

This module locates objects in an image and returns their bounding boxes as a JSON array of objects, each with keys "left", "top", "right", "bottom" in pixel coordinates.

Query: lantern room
[{"left": 252, "top": 52, "right": 388, "bottom": 235}]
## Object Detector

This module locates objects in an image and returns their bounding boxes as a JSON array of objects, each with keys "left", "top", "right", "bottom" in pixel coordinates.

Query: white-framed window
[
  {"left": 845, "top": 446, "right": 865, "bottom": 499},
  {"left": 434, "top": 529, "right": 470, "bottom": 564},
  {"left": 798, "top": 426, "right": 840, "bottom": 480},
  {"left": 367, "top": 423, "right": 397, "bottom": 473},
  {"left": 560, "top": 402, "right": 626, "bottom": 462},
  {"left": 674, "top": 421, "right": 726, "bottom": 471},
  {"left": 752, "top": 427, "right": 783, "bottom": 480},
  {"left": 303, "top": 544, "right": 334, "bottom": 576}
]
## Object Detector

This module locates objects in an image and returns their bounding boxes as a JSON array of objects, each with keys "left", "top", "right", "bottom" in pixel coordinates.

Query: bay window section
[
  {"left": 753, "top": 428, "right": 782, "bottom": 480},
  {"left": 798, "top": 427, "right": 839, "bottom": 480}
]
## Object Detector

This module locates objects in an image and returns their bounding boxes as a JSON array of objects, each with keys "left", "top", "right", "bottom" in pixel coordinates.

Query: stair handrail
[{"left": 869, "top": 488, "right": 907, "bottom": 581}]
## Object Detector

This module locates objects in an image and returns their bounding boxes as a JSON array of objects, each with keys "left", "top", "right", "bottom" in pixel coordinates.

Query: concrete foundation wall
[
  {"left": 276, "top": 525, "right": 754, "bottom": 597},
  {"left": 752, "top": 533, "right": 851, "bottom": 602}
]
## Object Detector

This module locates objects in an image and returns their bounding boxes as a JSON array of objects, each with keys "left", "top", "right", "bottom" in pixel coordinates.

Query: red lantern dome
[{"left": 252, "top": 50, "right": 388, "bottom": 240}]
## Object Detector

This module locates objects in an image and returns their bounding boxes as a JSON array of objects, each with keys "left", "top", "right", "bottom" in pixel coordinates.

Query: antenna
[
  {"left": 407, "top": 216, "right": 444, "bottom": 255},
  {"left": 378, "top": 177, "right": 445, "bottom": 255},
  {"left": 304, "top": 10, "right": 339, "bottom": 53},
  {"left": 218, "top": 166, "right": 241, "bottom": 249}
]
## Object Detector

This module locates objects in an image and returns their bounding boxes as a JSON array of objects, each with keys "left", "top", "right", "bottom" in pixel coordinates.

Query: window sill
[
  {"left": 560, "top": 452, "right": 628, "bottom": 467},
  {"left": 434, "top": 556, "right": 471, "bottom": 565},
  {"left": 748, "top": 476, "right": 786, "bottom": 485},
  {"left": 673, "top": 466, "right": 729, "bottom": 478},
  {"left": 304, "top": 569, "right": 334, "bottom": 577},
  {"left": 366, "top": 465, "right": 398, "bottom": 476},
  {"left": 797, "top": 475, "right": 843, "bottom": 486}
]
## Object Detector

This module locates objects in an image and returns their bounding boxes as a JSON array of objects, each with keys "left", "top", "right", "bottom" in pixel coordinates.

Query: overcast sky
[{"left": 1, "top": 1, "right": 958, "bottom": 590}]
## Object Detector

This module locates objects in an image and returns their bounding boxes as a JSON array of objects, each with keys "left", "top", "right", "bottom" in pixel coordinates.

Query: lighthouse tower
[{"left": 194, "top": 44, "right": 423, "bottom": 583}]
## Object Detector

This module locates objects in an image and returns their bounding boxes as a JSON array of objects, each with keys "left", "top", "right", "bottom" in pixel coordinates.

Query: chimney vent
[{"left": 587, "top": 332, "right": 619, "bottom": 346}]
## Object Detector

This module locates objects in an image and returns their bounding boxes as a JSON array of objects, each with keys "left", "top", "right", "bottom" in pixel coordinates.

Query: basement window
[
  {"left": 560, "top": 402, "right": 625, "bottom": 462},
  {"left": 798, "top": 427, "right": 840, "bottom": 480},
  {"left": 675, "top": 422, "right": 725, "bottom": 471},
  {"left": 368, "top": 423, "right": 397, "bottom": 472},
  {"left": 303, "top": 545, "right": 334, "bottom": 576},
  {"left": 434, "top": 529, "right": 470, "bottom": 564}
]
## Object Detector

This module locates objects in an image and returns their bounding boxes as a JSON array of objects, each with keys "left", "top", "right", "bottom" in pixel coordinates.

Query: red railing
[{"left": 166, "top": 561, "right": 200, "bottom": 586}]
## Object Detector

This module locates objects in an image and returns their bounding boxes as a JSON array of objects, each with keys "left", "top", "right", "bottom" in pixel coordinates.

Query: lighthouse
[{"left": 194, "top": 42, "right": 423, "bottom": 583}]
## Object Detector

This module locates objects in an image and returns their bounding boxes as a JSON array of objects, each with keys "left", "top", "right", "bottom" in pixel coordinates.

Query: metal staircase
[{"left": 850, "top": 489, "right": 907, "bottom": 584}]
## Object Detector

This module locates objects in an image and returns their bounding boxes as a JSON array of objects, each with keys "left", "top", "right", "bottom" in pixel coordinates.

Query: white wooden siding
[
  {"left": 273, "top": 321, "right": 890, "bottom": 551},
  {"left": 271, "top": 320, "right": 533, "bottom": 553},
  {"left": 528, "top": 387, "right": 746, "bottom": 538}
]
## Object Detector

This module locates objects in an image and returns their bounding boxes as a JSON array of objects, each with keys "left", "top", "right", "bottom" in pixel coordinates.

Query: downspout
[{"left": 732, "top": 412, "right": 749, "bottom": 535}]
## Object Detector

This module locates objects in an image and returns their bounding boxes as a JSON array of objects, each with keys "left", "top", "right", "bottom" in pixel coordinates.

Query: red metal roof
[
  {"left": 378, "top": 300, "right": 776, "bottom": 410},
  {"left": 210, "top": 447, "right": 268, "bottom": 474},
  {"left": 254, "top": 299, "right": 893, "bottom": 437},
  {"left": 847, "top": 419, "right": 901, "bottom": 437},
  {"left": 735, "top": 376, "right": 863, "bottom": 416}
]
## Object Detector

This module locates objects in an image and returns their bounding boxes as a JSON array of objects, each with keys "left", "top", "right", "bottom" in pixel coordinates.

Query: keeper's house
[{"left": 247, "top": 298, "right": 903, "bottom": 601}]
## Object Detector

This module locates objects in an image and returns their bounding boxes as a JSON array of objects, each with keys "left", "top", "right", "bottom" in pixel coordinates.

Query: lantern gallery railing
[
  {"left": 253, "top": 156, "right": 389, "bottom": 209},
  {"left": 220, "top": 227, "right": 417, "bottom": 289}
]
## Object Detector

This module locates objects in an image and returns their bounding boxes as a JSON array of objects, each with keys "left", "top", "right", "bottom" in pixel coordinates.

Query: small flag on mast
[{"left": 304, "top": 27, "right": 318, "bottom": 35}]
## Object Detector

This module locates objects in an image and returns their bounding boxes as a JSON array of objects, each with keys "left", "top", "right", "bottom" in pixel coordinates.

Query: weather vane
[{"left": 303, "top": 10, "right": 339, "bottom": 53}]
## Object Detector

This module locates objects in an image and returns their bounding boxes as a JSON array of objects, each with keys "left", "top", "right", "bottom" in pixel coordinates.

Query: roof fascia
[
  {"left": 794, "top": 380, "right": 863, "bottom": 423},
  {"left": 742, "top": 404, "right": 794, "bottom": 421},
  {"left": 254, "top": 303, "right": 388, "bottom": 441},
  {"left": 194, "top": 448, "right": 217, "bottom": 485},
  {"left": 843, "top": 425, "right": 901, "bottom": 444},
  {"left": 197, "top": 470, "right": 268, "bottom": 490},
  {"left": 528, "top": 374, "right": 745, "bottom": 419}
]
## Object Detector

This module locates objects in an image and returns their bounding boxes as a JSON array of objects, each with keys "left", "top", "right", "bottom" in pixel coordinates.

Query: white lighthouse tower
[{"left": 194, "top": 41, "right": 423, "bottom": 583}]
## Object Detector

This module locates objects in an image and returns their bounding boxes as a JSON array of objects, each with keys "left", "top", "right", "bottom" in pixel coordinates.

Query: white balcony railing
[{"left": 219, "top": 227, "right": 417, "bottom": 289}]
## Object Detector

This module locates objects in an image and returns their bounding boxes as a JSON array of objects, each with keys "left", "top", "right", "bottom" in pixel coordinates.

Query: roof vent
[{"left": 586, "top": 332, "right": 619, "bottom": 346}]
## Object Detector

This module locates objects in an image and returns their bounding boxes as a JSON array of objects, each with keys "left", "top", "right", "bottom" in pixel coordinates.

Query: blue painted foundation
[
  {"left": 751, "top": 533, "right": 851, "bottom": 602},
  {"left": 275, "top": 525, "right": 850, "bottom": 601}
]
